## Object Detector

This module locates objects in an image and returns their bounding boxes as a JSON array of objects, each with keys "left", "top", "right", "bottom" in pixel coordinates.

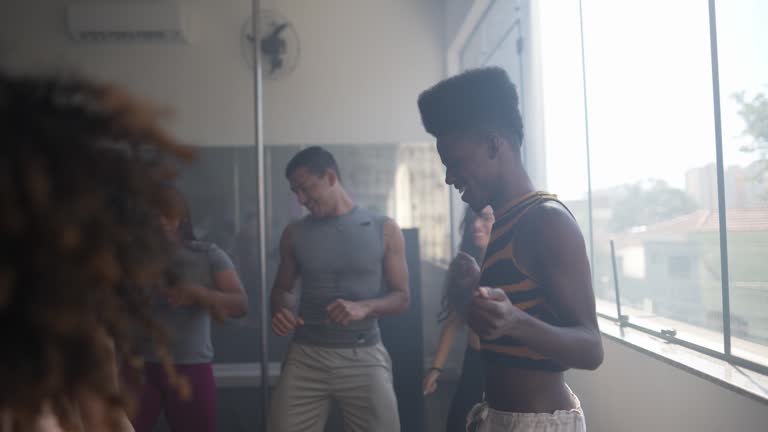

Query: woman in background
[
  {"left": 132, "top": 188, "right": 248, "bottom": 432},
  {"left": 0, "top": 71, "right": 193, "bottom": 431},
  {"left": 423, "top": 206, "right": 494, "bottom": 432}
]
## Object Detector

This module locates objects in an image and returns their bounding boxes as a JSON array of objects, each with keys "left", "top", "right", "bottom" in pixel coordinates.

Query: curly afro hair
[{"left": 0, "top": 72, "right": 194, "bottom": 430}]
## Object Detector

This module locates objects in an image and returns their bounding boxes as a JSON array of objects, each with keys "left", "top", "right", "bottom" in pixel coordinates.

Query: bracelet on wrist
[{"left": 428, "top": 367, "right": 443, "bottom": 374}]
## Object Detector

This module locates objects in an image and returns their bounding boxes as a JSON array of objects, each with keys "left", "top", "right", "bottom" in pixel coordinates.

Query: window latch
[{"left": 660, "top": 328, "right": 677, "bottom": 340}]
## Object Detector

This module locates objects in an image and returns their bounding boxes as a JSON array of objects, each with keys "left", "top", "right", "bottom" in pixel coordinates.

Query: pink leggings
[{"left": 131, "top": 362, "right": 216, "bottom": 432}]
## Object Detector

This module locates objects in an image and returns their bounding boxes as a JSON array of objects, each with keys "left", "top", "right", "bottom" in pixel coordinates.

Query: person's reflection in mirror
[
  {"left": 131, "top": 187, "right": 248, "bottom": 432},
  {"left": 268, "top": 147, "right": 409, "bottom": 432}
]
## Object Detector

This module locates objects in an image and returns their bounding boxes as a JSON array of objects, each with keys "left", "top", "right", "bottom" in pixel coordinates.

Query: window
[
  {"left": 538, "top": 0, "right": 599, "bottom": 313},
  {"left": 265, "top": 143, "right": 452, "bottom": 374},
  {"left": 535, "top": 0, "right": 768, "bottom": 373},
  {"left": 455, "top": 0, "right": 768, "bottom": 385},
  {"left": 460, "top": 0, "right": 522, "bottom": 72},
  {"left": 716, "top": 0, "right": 768, "bottom": 367},
  {"left": 581, "top": 0, "right": 723, "bottom": 351}
]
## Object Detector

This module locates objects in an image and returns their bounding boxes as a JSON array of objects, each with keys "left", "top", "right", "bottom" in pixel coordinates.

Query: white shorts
[{"left": 466, "top": 386, "right": 586, "bottom": 432}]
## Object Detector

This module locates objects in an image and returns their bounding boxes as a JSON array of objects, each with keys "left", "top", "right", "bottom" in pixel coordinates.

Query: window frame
[
  {"left": 591, "top": 0, "right": 768, "bottom": 378},
  {"left": 461, "top": 0, "right": 768, "bottom": 377}
]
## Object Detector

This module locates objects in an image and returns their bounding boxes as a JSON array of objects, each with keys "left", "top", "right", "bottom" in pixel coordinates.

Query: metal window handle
[{"left": 660, "top": 329, "right": 678, "bottom": 339}]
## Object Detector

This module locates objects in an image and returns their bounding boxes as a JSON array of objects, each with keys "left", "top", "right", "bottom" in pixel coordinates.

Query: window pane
[
  {"left": 581, "top": 0, "right": 723, "bottom": 351},
  {"left": 264, "top": 142, "right": 452, "bottom": 364},
  {"left": 716, "top": 0, "right": 768, "bottom": 366},
  {"left": 178, "top": 145, "right": 260, "bottom": 364},
  {"left": 461, "top": 0, "right": 520, "bottom": 70},
  {"left": 539, "top": 0, "right": 602, "bottom": 312}
]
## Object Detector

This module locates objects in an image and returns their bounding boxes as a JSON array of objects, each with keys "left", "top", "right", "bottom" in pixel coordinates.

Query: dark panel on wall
[{"left": 380, "top": 228, "right": 425, "bottom": 432}]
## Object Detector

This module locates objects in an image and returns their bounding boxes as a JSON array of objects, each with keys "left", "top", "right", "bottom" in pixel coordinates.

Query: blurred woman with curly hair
[
  {"left": 0, "top": 71, "right": 194, "bottom": 431},
  {"left": 131, "top": 185, "right": 248, "bottom": 432}
]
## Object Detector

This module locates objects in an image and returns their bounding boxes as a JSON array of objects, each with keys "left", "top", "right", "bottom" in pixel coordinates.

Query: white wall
[
  {"left": 0, "top": 0, "right": 255, "bottom": 146},
  {"left": 567, "top": 337, "right": 768, "bottom": 432},
  {"left": 263, "top": 0, "right": 444, "bottom": 145},
  {"left": 0, "top": 0, "right": 445, "bottom": 146}
]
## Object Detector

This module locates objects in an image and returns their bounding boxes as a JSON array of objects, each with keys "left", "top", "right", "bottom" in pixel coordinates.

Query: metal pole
[
  {"left": 609, "top": 240, "right": 624, "bottom": 322},
  {"left": 251, "top": 0, "right": 270, "bottom": 428},
  {"left": 707, "top": 0, "right": 732, "bottom": 356},
  {"left": 577, "top": 0, "right": 596, "bottom": 279},
  {"left": 233, "top": 153, "right": 240, "bottom": 231}
]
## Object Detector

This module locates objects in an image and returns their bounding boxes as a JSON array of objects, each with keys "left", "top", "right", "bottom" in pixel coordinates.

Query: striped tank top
[{"left": 479, "top": 191, "right": 571, "bottom": 372}]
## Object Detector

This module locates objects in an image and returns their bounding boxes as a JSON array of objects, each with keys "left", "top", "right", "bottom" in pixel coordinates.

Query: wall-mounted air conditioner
[{"left": 66, "top": 2, "right": 193, "bottom": 43}]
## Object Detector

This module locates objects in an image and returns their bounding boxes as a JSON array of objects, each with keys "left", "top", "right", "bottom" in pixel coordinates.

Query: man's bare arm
[{"left": 270, "top": 224, "right": 304, "bottom": 336}]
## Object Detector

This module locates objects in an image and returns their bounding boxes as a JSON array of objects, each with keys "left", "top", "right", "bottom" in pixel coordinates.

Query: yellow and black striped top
[{"left": 479, "top": 191, "right": 569, "bottom": 372}]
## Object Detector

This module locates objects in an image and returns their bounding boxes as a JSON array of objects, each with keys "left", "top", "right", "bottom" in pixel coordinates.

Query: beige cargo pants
[{"left": 268, "top": 342, "right": 400, "bottom": 432}]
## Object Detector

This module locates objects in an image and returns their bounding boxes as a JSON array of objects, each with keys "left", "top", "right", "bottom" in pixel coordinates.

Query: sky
[{"left": 538, "top": 0, "right": 768, "bottom": 200}]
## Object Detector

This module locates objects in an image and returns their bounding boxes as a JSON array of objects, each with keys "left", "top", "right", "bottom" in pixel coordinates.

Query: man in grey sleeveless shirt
[{"left": 268, "top": 147, "right": 410, "bottom": 432}]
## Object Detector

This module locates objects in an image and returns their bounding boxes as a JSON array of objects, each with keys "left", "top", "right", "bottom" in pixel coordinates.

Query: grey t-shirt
[
  {"left": 292, "top": 207, "right": 388, "bottom": 348},
  {"left": 143, "top": 241, "right": 234, "bottom": 364}
]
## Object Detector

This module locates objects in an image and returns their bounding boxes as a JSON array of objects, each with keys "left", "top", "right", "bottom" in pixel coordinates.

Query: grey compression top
[{"left": 292, "top": 207, "right": 388, "bottom": 348}]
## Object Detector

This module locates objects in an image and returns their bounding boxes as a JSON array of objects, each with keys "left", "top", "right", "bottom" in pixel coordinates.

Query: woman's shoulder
[
  {"left": 180, "top": 241, "right": 234, "bottom": 272},
  {"left": 183, "top": 239, "right": 215, "bottom": 253},
  {"left": 198, "top": 241, "right": 235, "bottom": 271}
]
